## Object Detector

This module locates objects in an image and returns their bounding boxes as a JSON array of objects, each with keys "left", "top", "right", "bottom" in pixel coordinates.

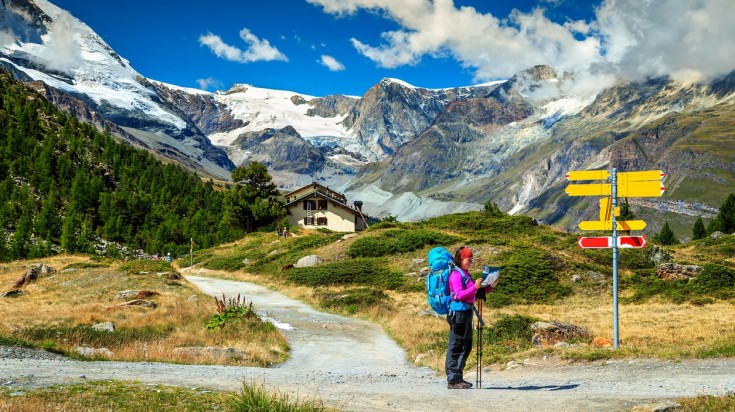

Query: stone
[
  {"left": 656, "top": 263, "right": 702, "bottom": 281},
  {"left": 76, "top": 346, "right": 113, "bottom": 358},
  {"left": 91, "top": 322, "right": 115, "bottom": 332},
  {"left": 591, "top": 337, "right": 614, "bottom": 348},
  {"left": 341, "top": 233, "right": 358, "bottom": 241},
  {"left": 710, "top": 231, "right": 724, "bottom": 240},
  {"left": 531, "top": 321, "right": 590, "bottom": 347},
  {"left": 295, "top": 255, "right": 322, "bottom": 268},
  {"left": 117, "top": 299, "right": 157, "bottom": 308},
  {"left": 0, "top": 290, "right": 24, "bottom": 298},
  {"left": 173, "top": 346, "right": 247, "bottom": 360},
  {"left": 571, "top": 275, "right": 581, "bottom": 283},
  {"left": 115, "top": 290, "right": 139, "bottom": 299}
]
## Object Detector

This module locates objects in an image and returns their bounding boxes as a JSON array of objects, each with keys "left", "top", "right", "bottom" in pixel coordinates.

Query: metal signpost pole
[{"left": 611, "top": 168, "right": 619, "bottom": 349}]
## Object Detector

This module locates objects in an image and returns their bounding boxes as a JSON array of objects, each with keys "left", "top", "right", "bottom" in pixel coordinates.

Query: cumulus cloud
[
  {"left": 196, "top": 77, "right": 224, "bottom": 91},
  {"left": 320, "top": 54, "right": 346, "bottom": 71},
  {"left": 200, "top": 28, "right": 288, "bottom": 63},
  {"left": 308, "top": 0, "right": 735, "bottom": 95}
]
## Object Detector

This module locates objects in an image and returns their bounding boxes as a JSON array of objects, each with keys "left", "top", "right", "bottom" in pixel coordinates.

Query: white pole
[{"left": 190, "top": 237, "right": 193, "bottom": 268}]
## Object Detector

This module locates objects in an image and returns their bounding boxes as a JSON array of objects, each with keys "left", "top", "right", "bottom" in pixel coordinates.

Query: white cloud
[
  {"left": 320, "top": 54, "right": 345, "bottom": 71},
  {"left": 200, "top": 28, "right": 288, "bottom": 63},
  {"left": 196, "top": 77, "right": 223, "bottom": 90},
  {"left": 308, "top": 0, "right": 735, "bottom": 95}
]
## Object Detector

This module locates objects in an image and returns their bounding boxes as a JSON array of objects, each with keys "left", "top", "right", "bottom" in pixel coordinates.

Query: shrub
[
  {"left": 692, "top": 264, "right": 735, "bottom": 298},
  {"left": 486, "top": 249, "right": 571, "bottom": 307},
  {"left": 285, "top": 258, "right": 403, "bottom": 289},
  {"left": 346, "top": 229, "right": 459, "bottom": 258}
]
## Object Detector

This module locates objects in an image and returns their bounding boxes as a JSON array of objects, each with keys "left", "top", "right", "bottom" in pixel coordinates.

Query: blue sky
[{"left": 51, "top": 0, "right": 735, "bottom": 97}]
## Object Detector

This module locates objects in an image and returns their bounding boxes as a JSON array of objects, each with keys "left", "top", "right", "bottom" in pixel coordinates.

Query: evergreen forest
[{"left": 0, "top": 71, "right": 282, "bottom": 261}]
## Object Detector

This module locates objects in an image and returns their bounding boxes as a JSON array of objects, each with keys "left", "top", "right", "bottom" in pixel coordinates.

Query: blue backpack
[{"left": 426, "top": 247, "right": 456, "bottom": 315}]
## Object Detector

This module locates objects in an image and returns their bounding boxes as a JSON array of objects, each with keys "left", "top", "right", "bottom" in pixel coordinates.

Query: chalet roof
[{"left": 284, "top": 182, "right": 345, "bottom": 202}]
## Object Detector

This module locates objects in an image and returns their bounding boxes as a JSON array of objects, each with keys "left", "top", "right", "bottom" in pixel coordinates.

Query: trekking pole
[{"left": 476, "top": 300, "right": 483, "bottom": 389}]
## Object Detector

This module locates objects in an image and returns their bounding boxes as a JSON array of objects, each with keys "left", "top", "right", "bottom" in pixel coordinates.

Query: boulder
[
  {"left": 116, "top": 299, "right": 157, "bottom": 308},
  {"left": 656, "top": 263, "right": 702, "bottom": 281},
  {"left": 0, "top": 289, "right": 24, "bottom": 298},
  {"left": 531, "top": 321, "right": 591, "bottom": 347},
  {"left": 631, "top": 401, "right": 682, "bottom": 412},
  {"left": 648, "top": 245, "right": 672, "bottom": 265},
  {"left": 115, "top": 290, "right": 139, "bottom": 299},
  {"left": 76, "top": 346, "right": 113, "bottom": 358},
  {"left": 91, "top": 322, "right": 115, "bottom": 332},
  {"left": 295, "top": 255, "right": 322, "bottom": 268},
  {"left": 710, "top": 231, "right": 724, "bottom": 240}
]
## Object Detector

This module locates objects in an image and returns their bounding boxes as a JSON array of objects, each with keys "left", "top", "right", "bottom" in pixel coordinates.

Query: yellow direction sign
[
  {"left": 618, "top": 170, "right": 665, "bottom": 182},
  {"left": 566, "top": 170, "right": 610, "bottom": 181},
  {"left": 578, "top": 220, "right": 647, "bottom": 231},
  {"left": 599, "top": 197, "right": 620, "bottom": 221},
  {"left": 566, "top": 183, "right": 611, "bottom": 197},
  {"left": 617, "top": 181, "right": 666, "bottom": 197}
]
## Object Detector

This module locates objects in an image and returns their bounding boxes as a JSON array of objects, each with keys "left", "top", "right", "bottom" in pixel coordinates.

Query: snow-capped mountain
[
  {"left": 2, "top": 0, "right": 734, "bottom": 232},
  {"left": 0, "top": 0, "right": 234, "bottom": 179}
]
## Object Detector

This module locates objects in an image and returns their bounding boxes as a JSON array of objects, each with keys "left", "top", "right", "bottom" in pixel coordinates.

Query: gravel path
[{"left": 3, "top": 274, "right": 735, "bottom": 411}]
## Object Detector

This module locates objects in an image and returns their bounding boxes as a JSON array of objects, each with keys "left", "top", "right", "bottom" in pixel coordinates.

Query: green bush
[
  {"left": 482, "top": 314, "right": 538, "bottom": 360},
  {"left": 620, "top": 249, "right": 655, "bottom": 270},
  {"left": 692, "top": 264, "right": 735, "bottom": 298},
  {"left": 486, "top": 249, "right": 571, "bottom": 307},
  {"left": 285, "top": 258, "right": 404, "bottom": 289},
  {"left": 346, "top": 229, "right": 459, "bottom": 258}
]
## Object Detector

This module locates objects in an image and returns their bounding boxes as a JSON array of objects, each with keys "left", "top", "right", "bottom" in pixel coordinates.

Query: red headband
[{"left": 459, "top": 248, "right": 473, "bottom": 260}]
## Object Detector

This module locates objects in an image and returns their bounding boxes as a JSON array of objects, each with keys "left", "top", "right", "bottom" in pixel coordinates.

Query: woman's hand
[{"left": 474, "top": 278, "right": 483, "bottom": 289}]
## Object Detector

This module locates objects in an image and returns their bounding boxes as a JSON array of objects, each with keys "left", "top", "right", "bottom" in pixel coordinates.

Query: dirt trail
[{"left": 3, "top": 273, "right": 735, "bottom": 411}]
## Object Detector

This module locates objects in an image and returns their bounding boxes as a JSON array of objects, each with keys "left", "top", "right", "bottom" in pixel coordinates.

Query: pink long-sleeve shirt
[{"left": 448, "top": 268, "right": 478, "bottom": 305}]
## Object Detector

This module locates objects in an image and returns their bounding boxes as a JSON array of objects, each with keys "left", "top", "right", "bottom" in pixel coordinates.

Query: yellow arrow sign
[
  {"left": 599, "top": 197, "right": 620, "bottom": 221},
  {"left": 578, "top": 220, "right": 647, "bottom": 231},
  {"left": 618, "top": 170, "right": 665, "bottom": 182},
  {"left": 566, "top": 170, "right": 610, "bottom": 181},
  {"left": 617, "top": 181, "right": 666, "bottom": 197},
  {"left": 566, "top": 183, "right": 612, "bottom": 196}
]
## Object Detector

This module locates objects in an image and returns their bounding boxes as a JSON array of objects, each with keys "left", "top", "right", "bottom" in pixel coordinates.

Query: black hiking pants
[{"left": 445, "top": 309, "right": 473, "bottom": 383}]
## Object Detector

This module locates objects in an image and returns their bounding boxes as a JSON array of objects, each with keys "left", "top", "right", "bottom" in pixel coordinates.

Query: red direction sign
[
  {"left": 578, "top": 236, "right": 647, "bottom": 249},
  {"left": 619, "top": 236, "right": 646, "bottom": 248}
]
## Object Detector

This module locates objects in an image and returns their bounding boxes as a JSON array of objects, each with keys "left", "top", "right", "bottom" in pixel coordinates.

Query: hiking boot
[
  {"left": 447, "top": 381, "right": 472, "bottom": 389},
  {"left": 461, "top": 380, "right": 473, "bottom": 388}
]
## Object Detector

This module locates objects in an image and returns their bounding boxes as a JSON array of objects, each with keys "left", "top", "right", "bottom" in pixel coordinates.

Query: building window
[
  {"left": 304, "top": 216, "right": 315, "bottom": 225},
  {"left": 317, "top": 217, "right": 328, "bottom": 225},
  {"left": 303, "top": 200, "right": 316, "bottom": 210},
  {"left": 317, "top": 200, "right": 327, "bottom": 210}
]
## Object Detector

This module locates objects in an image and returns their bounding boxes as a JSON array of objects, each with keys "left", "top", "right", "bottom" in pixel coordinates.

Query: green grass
[
  {"left": 118, "top": 259, "right": 176, "bottom": 275},
  {"left": 0, "top": 380, "right": 332, "bottom": 412}
]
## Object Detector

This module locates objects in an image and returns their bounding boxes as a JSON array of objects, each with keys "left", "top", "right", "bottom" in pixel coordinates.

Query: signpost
[{"left": 566, "top": 168, "right": 665, "bottom": 349}]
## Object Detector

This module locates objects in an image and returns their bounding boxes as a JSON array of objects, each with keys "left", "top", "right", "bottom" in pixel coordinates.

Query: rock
[
  {"left": 75, "top": 346, "right": 113, "bottom": 358},
  {"left": 656, "top": 263, "right": 702, "bottom": 281},
  {"left": 135, "top": 290, "right": 159, "bottom": 299},
  {"left": 648, "top": 245, "right": 672, "bottom": 264},
  {"left": 531, "top": 321, "right": 590, "bottom": 347},
  {"left": 187, "top": 294, "right": 199, "bottom": 302},
  {"left": 0, "top": 290, "right": 24, "bottom": 298},
  {"left": 571, "top": 275, "right": 581, "bottom": 283},
  {"left": 419, "top": 267, "right": 430, "bottom": 279},
  {"left": 404, "top": 272, "right": 417, "bottom": 277},
  {"left": 241, "top": 258, "right": 250, "bottom": 265},
  {"left": 341, "top": 233, "right": 358, "bottom": 241},
  {"left": 631, "top": 401, "right": 682, "bottom": 412},
  {"left": 115, "top": 290, "right": 139, "bottom": 299},
  {"left": 91, "top": 322, "right": 115, "bottom": 332},
  {"left": 295, "top": 255, "right": 322, "bottom": 268},
  {"left": 413, "top": 258, "right": 426, "bottom": 264},
  {"left": 710, "top": 231, "right": 724, "bottom": 240},
  {"left": 117, "top": 299, "right": 157, "bottom": 308},
  {"left": 173, "top": 346, "right": 248, "bottom": 360},
  {"left": 591, "top": 337, "right": 614, "bottom": 348},
  {"left": 414, "top": 353, "right": 428, "bottom": 363}
]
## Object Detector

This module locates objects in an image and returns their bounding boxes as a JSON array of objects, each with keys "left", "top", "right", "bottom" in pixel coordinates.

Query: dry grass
[{"left": 0, "top": 255, "right": 288, "bottom": 366}]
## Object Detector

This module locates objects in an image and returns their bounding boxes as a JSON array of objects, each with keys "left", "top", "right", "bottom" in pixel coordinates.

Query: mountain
[
  {"left": 0, "top": 0, "right": 234, "bottom": 180},
  {"left": 2, "top": 0, "right": 734, "bottom": 238}
]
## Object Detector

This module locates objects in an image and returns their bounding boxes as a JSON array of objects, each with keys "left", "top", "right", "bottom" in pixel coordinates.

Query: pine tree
[
  {"left": 692, "top": 217, "right": 706, "bottom": 240},
  {"left": 716, "top": 193, "right": 735, "bottom": 234},
  {"left": 655, "top": 222, "right": 678, "bottom": 245}
]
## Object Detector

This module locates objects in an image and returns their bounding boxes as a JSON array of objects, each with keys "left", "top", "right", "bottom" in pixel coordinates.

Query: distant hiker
[
  {"left": 277, "top": 225, "right": 283, "bottom": 237},
  {"left": 283, "top": 228, "right": 290, "bottom": 237},
  {"left": 445, "top": 246, "right": 487, "bottom": 389}
]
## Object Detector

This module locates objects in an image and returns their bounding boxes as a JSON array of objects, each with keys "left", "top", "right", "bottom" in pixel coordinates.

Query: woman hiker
[{"left": 445, "top": 246, "right": 489, "bottom": 389}]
